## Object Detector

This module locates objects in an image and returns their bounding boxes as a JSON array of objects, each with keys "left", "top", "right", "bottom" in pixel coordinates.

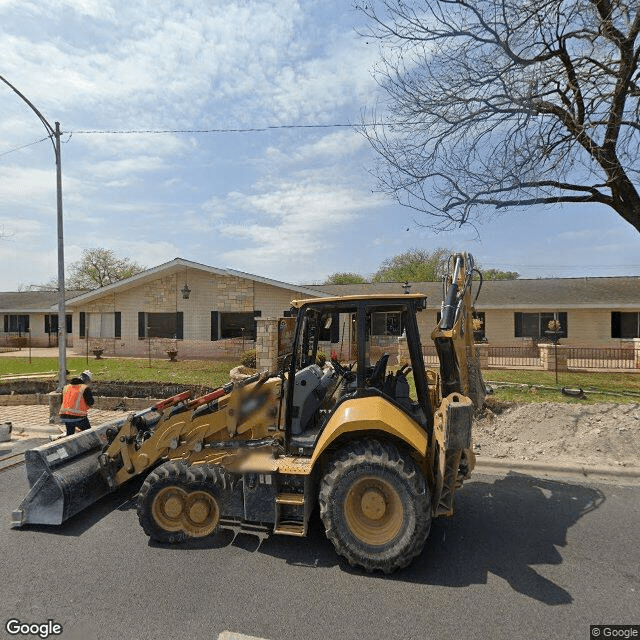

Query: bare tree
[{"left": 357, "top": 0, "right": 640, "bottom": 232}]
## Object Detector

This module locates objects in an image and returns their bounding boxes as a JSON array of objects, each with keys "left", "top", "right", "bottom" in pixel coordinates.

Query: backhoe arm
[{"left": 431, "top": 253, "right": 486, "bottom": 410}]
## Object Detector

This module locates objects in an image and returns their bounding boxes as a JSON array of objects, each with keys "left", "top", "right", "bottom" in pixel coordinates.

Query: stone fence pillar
[
  {"left": 633, "top": 338, "right": 640, "bottom": 370},
  {"left": 397, "top": 335, "right": 409, "bottom": 365},
  {"left": 539, "top": 343, "right": 568, "bottom": 372},
  {"left": 476, "top": 343, "right": 489, "bottom": 370},
  {"left": 255, "top": 317, "right": 279, "bottom": 372}
]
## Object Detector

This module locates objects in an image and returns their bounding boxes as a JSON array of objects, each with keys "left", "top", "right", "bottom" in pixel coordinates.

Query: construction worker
[{"left": 59, "top": 370, "right": 94, "bottom": 436}]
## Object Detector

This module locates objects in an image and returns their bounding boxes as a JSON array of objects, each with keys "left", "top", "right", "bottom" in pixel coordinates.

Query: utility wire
[
  {"left": 69, "top": 123, "right": 359, "bottom": 134},
  {"left": 0, "top": 135, "right": 51, "bottom": 158},
  {"left": 0, "top": 122, "right": 361, "bottom": 157}
]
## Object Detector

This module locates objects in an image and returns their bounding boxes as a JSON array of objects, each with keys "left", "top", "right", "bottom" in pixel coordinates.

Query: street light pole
[
  {"left": 55, "top": 121, "right": 66, "bottom": 390},
  {"left": 0, "top": 75, "right": 67, "bottom": 390}
]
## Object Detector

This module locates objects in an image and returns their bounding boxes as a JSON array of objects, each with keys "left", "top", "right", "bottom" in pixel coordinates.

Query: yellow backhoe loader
[{"left": 12, "top": 252, "right": 485, "bottom": 573}]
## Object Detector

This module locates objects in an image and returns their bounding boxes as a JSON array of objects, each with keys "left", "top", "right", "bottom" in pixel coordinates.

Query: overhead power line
[
  {"left": 70, "top": 123, "right": 359, "bottom": 135},
  {"left": 0, "top": 122, "right": 361, "bottom": 157},
  {"left": 0, "top": 135, "right": 51, "bottom": 158}
]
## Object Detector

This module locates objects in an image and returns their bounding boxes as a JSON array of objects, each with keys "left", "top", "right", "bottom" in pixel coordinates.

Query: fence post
[
  {"left": 476, "top": 343, "right": 489, "bottom": 370},
  {"left": 397, "top": 335, "right": 409, "bottom": 365},
  {"left": 539, "top": 344, "right": 568, "bottom": 373},
  {"left": 634, "top": 339, "right": 640, "bottom": 370},
  {"left": 255, "top": 317, "right": 279, "bottom": 372}
]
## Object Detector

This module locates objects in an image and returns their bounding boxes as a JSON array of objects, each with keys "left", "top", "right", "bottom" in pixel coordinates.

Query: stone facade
[{"left": 61, "top": 260, "right": 320, "bottom": 361}]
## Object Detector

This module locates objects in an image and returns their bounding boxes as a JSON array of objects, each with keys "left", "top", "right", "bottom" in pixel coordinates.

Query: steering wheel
[
  {"left": 330, "top": 357, "right": 356, "bottom": 383},
  {"left": 368, "top": 353, "right": 389, "bottom": 388}
]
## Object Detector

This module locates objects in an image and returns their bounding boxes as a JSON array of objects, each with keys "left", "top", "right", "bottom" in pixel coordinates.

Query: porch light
[{"left": 181, "top": 283, "right": 191, "bottom": 299}]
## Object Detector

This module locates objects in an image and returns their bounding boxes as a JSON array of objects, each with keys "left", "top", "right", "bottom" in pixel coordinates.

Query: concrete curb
[{"left": 476, "top": 456, "right": 640, "bottom": 482}]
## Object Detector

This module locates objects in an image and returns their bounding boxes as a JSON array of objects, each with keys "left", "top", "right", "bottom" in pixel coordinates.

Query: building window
[
  {"left": 87, "top": 312, "right": 121, "bottom": 338},
  {"left": 4, "top": 315, "right": 29, "bottom": 335},
  {"left": 138, "top": 312, "right": 183, "bottom": 339},
  {"left": 80, "top": 312, "right": 120, "bottom": 339},
  {"left": 220, "top": 311, "right": 260, "bottom": 340},
  {"left": 514, "top": 312, "right": 568, "bottom": 339},
  {"left": 44, "top": 314, "right": 72, "bottom": 335},
  {"left": 371, "top": 311, "right": 403, "bottom": 336},
  {"left": 611, "top": 312, "right": 640, "bottom": 339}
]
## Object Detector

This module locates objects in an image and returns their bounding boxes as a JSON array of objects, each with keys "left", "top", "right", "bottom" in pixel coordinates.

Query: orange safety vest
[{"left": 59, "top": 384, "right": 90, "bottom": 417}]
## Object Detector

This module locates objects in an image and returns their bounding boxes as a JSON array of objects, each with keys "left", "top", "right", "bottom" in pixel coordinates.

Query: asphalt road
[{"left": 0, "top": 451, "right": 638, "bottom": 640}]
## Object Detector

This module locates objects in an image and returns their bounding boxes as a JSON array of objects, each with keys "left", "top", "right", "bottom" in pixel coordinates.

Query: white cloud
[
  {"left": 87, "top": 155, "right": 166, "bottom": 179},
  {"left": 215, "top": 171, "right": 387, "bottom": 281}
]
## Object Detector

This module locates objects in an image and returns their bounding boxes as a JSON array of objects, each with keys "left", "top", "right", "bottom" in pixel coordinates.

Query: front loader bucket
[{"left": 10, "top": 419, "right": 124, "bottom": 528}]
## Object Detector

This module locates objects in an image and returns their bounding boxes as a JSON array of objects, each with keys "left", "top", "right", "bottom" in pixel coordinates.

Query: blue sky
[{"left": 0, "top": 0, "right": 638, "bottom": 291}]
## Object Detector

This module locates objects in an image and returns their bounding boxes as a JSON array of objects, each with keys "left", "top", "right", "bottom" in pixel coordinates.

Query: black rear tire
[
  {"left": 319, "top": 439, "right": 431, "bottom": 573},
  {"left": 137, "top": 461, "right": 222, "bottom": 543}
]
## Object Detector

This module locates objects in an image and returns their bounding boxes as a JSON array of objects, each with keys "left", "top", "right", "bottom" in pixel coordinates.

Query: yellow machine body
[{"left": 14, "top": 251, "right": 485, "bottom": 575}]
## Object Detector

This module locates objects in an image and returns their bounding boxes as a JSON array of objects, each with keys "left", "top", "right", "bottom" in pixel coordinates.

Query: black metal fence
[
  {"left": 420, "top": 343, "right": 639, "bottom": 372},
  {"left": 486, "top": 345, "right": 541, "bottom": 369},
  {"left": 565, "top": 347, "right": 636, "bottom": 371}
]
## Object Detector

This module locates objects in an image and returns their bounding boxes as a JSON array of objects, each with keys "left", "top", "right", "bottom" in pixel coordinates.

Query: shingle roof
[
  {"left": 64, "top": 257, "right": 325, "bottom": 305},
  {"left": 308, "top": 276, "right": 640, "bottom": 310},
  {"left": 0, "top": 290, "right": 86, "bottom": 313}
]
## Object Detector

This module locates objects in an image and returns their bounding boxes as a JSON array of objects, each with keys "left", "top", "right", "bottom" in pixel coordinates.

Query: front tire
[
  {"left": 319, "top": 439, "right": 431, "bottom": 573},
  {"left": 137, "top": 461, "right": 221, "bottom": 543}
]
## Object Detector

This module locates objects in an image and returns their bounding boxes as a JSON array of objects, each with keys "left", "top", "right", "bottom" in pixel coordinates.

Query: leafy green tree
[
  {"left": 371, "top": 248, "right": 519, "bottom": 282},
  {"left": 67, "top": 248, "right": 145, "bottom": 289},
  {"left": 482, "top": 269, "right": 519, "bottom": 281},
  {"left": 324, "top": 272, "right": 368, "bottom": 284},
  {"left": 35, "top": 248, "right": 145, "bottom": 290},
  {"left": 372, "top": 248, "right": 450, "bottom": 282}
]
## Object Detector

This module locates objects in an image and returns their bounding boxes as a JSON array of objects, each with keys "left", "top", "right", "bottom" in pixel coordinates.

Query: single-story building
[
  {"left": 310, "top": 276, "right": 640, "bottom": 347},
  {"left": 0, "top": 259, "right": 323, "bottom": 359},
  {"left": 0, "top": 290, "right": 78, "bottom": 349},
  {"left": 1, "top": 258, "right": 639, "bottom": 358}
]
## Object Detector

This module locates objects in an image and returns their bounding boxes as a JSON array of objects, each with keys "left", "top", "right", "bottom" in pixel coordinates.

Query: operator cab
[{"left": 282, "top": 295, "right": 433, "bottom": 453}]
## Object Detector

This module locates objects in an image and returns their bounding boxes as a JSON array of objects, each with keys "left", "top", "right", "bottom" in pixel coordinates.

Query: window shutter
[
  {"left": 115, "top": 312, "right": 121, "bottom": 338},
  {"left": 330, "top": 313, "right": 340, "bottom": 343},
  {"left": 79, "top": 312, "right": 85, "bottom": 338},
  {"left": 45, "top": 315, "right": 51, "bottom": 334},
  {"left": 176, "top": 312, "right": 184, "bottom": 340},
  {"left": 3, "top": 316, "right": 7, "bottom": 333},
  {"left": 138, "top": 312, "right": 146, "bottom": 339},
  {"left": 211, "top": 311, "right": 219, "bottom": 341},
  {"left": 514, "top": 312, "right": 523, "bottom": 338}
]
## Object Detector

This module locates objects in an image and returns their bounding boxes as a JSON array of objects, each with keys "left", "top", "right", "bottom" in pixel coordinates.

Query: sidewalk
[
  {"left": 0, "top": 404, "right": 126, "bottom": 440},
  {"left": 0, "top": 347, "right": 84, "bottom": 358}
]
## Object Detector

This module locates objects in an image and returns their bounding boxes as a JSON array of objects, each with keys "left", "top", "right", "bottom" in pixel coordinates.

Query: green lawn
[
  {"left": 0, "top": 356, "right": 238, "bottom": 388},
  {"left": 1, "top": 356, "right": 639, "bottom": 404},
  {"left": 406, "top": 367, "right": 640, "bottom": 405},
  {"left": 484, "top": 369, "right": 640, "bottom": 404}
]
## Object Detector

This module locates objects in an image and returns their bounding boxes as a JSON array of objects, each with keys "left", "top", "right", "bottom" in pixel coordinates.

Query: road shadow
[
  {"left": 257, "top": 471, "right": 605, "bottom": 605},
  {"left": 13, "top": 477, "right": 145, "bottom": 537},
  {"left": 12, "top": 469, "right": 605, "bottom": 606}
]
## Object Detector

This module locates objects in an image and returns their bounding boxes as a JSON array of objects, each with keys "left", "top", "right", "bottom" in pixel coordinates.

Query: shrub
[
  {"left": 240, "top": 349, "right": 257, "bottom": 368},
  {"left": 316, "top": 351, "right": 326, "bottom": 367}
]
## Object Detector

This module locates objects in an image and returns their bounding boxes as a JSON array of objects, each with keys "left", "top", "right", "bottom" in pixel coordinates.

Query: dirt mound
[{"left": 474, "top": 401, "right": 640, "bottom": 468}]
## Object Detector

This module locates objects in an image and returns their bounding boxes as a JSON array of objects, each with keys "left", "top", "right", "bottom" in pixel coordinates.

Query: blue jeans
[{"left": 60, "top": 416, "right": 91, "bottom": 436}]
